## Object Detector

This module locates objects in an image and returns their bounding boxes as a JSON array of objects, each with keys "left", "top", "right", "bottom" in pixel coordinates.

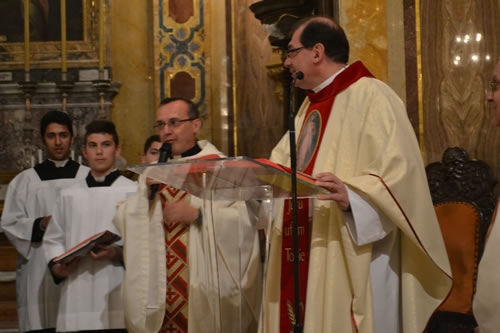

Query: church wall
[
  {"left": 110, "top": 0, "right": 155, "bottom": 165},
  {"left": 233, "top": 0, "right": 284, "bottom": 158},
  {"left": 419, "top": 0, "right": 500, "bottom": 178},
  {"left": 339, "top": 0, "right": 500, "bottom": 187},
  {"left": 339, "top": 0, "right": 406, "bottom": 101},
  {"left": 150, "top": 0, "right": 237, "bottom": 157}
]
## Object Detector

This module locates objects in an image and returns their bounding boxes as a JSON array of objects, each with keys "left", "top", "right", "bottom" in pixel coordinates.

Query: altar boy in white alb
[
  {"left": 44, "top": 120, "right": 137, "bottom": 332},
  {"left": 1, "top": 110, "right": 89, "bottom": 333}
]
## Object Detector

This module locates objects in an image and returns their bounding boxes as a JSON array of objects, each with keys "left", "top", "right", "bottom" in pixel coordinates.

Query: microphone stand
[{"left": 288, "top": 74, "right": 303, "bottom": 333}]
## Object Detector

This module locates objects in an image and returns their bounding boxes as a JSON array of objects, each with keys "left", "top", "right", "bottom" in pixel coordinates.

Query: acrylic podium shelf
[
  {"left": 129, "top": 156, "right": 328, "bottom": 201},
  {"left": 129, "top": 156, "right": 327, "bottom": 333}
]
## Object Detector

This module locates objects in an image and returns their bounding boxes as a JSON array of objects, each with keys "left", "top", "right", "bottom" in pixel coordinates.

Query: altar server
[
  {"left": 1, "top": 110, "right": 89, "bottom": 333},
  {"left": 44, "top": 120, "right": 137, "bottom": 332}
]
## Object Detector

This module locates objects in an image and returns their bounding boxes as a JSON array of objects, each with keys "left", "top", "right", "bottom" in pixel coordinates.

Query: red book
[
  {"left": 52, "top": 230, "right": 121, "bottom": 264},
  {"left": 254, "top": 158, "right": 318, "bottom": 185}
]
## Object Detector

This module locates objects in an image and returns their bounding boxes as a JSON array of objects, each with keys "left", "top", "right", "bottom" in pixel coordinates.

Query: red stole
[
  {"left": 159, "top": 185, "right": 189, "bottom": 333},
  {"left": 279, "top": 61, "right": 374, "bottom": 332},
  {"left": 157, "top": 153, "right": 221, "bottom": 333}
]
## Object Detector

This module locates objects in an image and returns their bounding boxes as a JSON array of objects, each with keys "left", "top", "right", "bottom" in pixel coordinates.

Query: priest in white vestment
[
  {"left": 114, "top": 97, "right": 263, "bottom": 333},
  {"left": 473, "top": 60, "right": 500, "bottom": 333},
  {"left": 44, "top": 120, "right": 137, "bottom": 332},
  {"left": 1, "top": 111, "right": 89, "bottom": 333},
  {"left": 261, "top": 17, "right": 452, "bottom": 333}
]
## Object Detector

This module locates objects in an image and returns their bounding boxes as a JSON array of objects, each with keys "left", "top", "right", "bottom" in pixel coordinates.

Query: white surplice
[
  {"left": 1, "top": 163, "right": 89, "bottom": 332},
  {"left": 345, "top": 187, "right": 401, "bottom": 333},
  {"left": 43, "top": 175, "right": 137, "bottom": 332}
]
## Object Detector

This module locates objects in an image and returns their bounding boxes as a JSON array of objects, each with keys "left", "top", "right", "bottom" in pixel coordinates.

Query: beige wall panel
[
  {"left": 386, "top": 0, "right": 407, "bottom": 102},
  {"left": 339, "top": 0, "right": 389, "bottom": 83},
  {"left": 205, "top": 0, "right": 230, "bottom": 154},
  {"left": 110, "top": 0, "right": 155, "bottom": 165}
]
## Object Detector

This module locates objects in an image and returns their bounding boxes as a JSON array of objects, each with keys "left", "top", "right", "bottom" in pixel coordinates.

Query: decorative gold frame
[{"left": 0, "top": 0, "right": 101, "bottom": 70}]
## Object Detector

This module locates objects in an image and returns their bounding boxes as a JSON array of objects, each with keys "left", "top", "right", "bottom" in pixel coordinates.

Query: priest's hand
[
  {"left": 51, "top": 257, "right": 81, "bottom": 279},
  {"left": 315, "top": 172, "right": 350, "bottom": 211},
  {"left": 89, "top": 244, "right": 117, "bottom": 261},
  {"left": 163, "top": 201, "right": 199, "bottom": 226}
]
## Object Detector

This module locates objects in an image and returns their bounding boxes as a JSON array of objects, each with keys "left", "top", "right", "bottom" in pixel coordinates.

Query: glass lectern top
[{"left": 128, "top": 156, "right": 329, "bottom": 200}]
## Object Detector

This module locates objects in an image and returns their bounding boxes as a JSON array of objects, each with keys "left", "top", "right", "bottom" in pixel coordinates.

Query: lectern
[{"left": 129, "top": 156, "right": 326, "bottom": 333}]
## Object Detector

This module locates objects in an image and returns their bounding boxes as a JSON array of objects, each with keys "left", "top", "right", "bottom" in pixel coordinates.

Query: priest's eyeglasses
[
  {"left": 153, "top": 118, "right": 197, "bottom": 130},
  {"left": 489, "top": 80, "right": 500, "bottom": 92},
  {"left": 285, "top": 46, "right": 306, "bottom": 58}
]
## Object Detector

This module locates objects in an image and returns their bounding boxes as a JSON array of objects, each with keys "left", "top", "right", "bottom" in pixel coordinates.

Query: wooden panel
[
  {"left": 0, "top": 196, "right": 18, "bottom": 329},
  {"left": 170, "top": 71, "right": 196, "bottom": 100},
  {"left": 0, "top": 301, "right": 18, "bottom": 329},
  {"left": 0, "top": 234, "right": 16, "bottom": 272},
  {"left": 403, "top": 0, "right": 419, "bottom": 138},
  {"left": 169, "top": 0, "right": 194, "bottom": 23},
  {"left": 0, "top": 281, "right": 16, "bottom": 301},
  {"left": 234, "top": 0, "right": 285, "bottom": 158}
]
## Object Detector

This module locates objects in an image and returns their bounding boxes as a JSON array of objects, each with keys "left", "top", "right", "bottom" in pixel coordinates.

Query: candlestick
[
  {"left": 31, "top": 155, "right": 35, "bottom": 168},
  {"left": 78, "top": 155, "right": 82, "bottom": 164},
  {"left": 61, "top": 0, "right": 67, "bottom": 79},
  {"left": 23, "top": 0, "right": 30, "bottom": 81},
  {"left": 71, "top": 149, "right": 75, "bottom": 160},
  {"left": 38, "top": 149, "right": 42, "bottom": 163},
  {"left": 99, "top": 0, "right": 105, "bottom": 79}
]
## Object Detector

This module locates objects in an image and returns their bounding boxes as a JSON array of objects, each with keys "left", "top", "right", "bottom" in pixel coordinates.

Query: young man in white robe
[
  {"left": 473, "top": 60, "right": 500, "bottom": 333},
  {"left": 114, "top": 97, "right": 263, "bottom": 333},
  {"left": 1, "top": 110, "right": 89, "bottom": 333},
  {"left": 43, "top": 120, "right": 137, "bottom": 332},
  {"left": 261, "top": 17, "right": 452, "bottom": 333}
]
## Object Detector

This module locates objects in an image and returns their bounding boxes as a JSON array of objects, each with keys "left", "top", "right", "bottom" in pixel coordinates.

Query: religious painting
[
  {"left": 296, "top": 110, "right": 321, "bottom": 172},
  {"left": 0, "top": 0, "right": 83, "bottom": 43},
  {"left": 0, "top": 0, "right": 101, "bottom": 70}
]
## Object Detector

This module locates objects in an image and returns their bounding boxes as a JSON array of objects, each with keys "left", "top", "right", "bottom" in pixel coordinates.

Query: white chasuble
[{"left": 263, "top": 62, "right": 451, "bottom": 333}]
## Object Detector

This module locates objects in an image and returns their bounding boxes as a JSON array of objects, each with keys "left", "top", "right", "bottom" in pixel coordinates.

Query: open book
[{"left": 52, "top": 230, "right": 121, "bottom": 264}]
